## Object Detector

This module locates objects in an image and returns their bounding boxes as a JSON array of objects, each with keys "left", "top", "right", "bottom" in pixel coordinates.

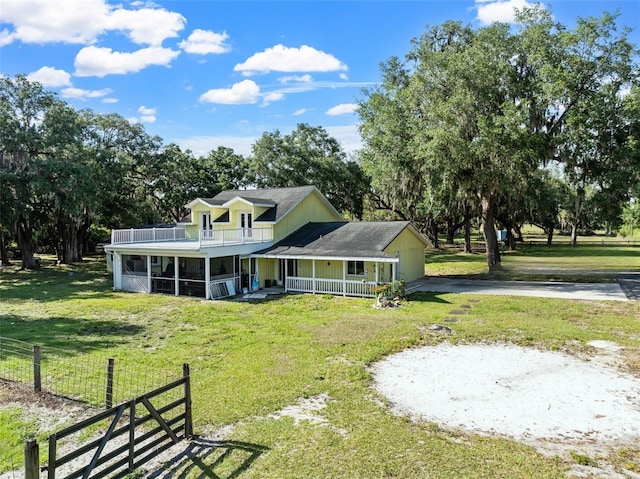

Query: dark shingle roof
[
  {"left": 199, "top": 186, "right": 328, "bottom": 223},
  {"left": 255, "top": 221, "right": 418, "bottom": 259}
]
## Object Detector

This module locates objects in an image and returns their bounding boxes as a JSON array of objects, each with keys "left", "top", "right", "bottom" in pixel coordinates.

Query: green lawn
[
  {"left": 1, "top": 253, "right": 639, "bottom": 478},
  {"left": 426, "top": 243, "right": 640, "bottom": 281}
]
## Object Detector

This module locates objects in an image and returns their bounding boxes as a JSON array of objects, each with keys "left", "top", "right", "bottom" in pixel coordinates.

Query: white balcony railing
[
  {"left": 286, "top": 276, "right": 376, "bottom": 298},
  {"left": 111, "top": 227, "right": 187, "bottom": 244},
  {"left": 110, "top": 227, "right": 273, "bottom": 246},
  {"left": 199, "top": 228, "right": 273, "bottom": 245}
]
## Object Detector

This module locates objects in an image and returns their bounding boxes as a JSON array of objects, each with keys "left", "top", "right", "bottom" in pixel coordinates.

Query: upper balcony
[{"left": 110, "top": 227, "right": 273, "bottom": 247}]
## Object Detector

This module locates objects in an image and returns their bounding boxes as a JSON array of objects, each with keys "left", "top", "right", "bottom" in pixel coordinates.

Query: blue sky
[{"left": 1, "top": 0, "right": 638, "bottom": 157}]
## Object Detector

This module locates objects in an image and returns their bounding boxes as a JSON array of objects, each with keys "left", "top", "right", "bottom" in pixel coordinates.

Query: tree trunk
[
  {"left": 0, "top": 232, "right": 10, "bottom": 266},
  {"left": 17, "top": 220, "right": 38, "bottom": 270},
  {"left": 445, "top": 218, "right": 456, "bottom": 245},
  {"left": 546, "top": 229, "right": 554, "bottom": 246},
  {"left": 513, "top": 224, "right": 523, "bottom": 242},
  {"left": 571, "top": 187, "right": 585, "bottom": 247},
  {"left": 570, "top": 223, "right": 578, "bottom": 246},
  {"left": 480, "top": 194, "right": 500, "bottom": 271},
  {"left": 506, "top": 228, "right": 517, "bottom": 251},
  {"left": 61, "top": 223, "right": 80, "bottom": 265},
  {"left": 463, "top": 205, "right": 472, "bottom": 254}
]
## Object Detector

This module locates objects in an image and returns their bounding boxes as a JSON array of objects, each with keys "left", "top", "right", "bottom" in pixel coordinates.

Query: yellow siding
[
  {"left": 272, "top": 192, "right": 342, "bottom": 241},
  {"left": 384, "top": 228, "right": 427, "bottom": 282},
  {"left": 298, "top": 259, "right": 393, "bottom": 283}
]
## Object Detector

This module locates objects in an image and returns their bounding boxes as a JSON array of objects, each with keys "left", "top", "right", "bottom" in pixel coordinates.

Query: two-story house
[{"left": 105, "top": 186, "right": 429, "bottom": 299}]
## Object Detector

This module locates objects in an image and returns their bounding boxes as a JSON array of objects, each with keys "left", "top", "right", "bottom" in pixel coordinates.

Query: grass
[
  {"left": 426, "top": 242, "right": 640, "bottom": 281},
  {"left": 1, "top": 250, "right": 639, "bottom": 477}
]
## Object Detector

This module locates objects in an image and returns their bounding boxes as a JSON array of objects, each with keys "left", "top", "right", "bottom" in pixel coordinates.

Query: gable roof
[
  {"left": 254, "top": 221, "right": 428, "bottom": 261},
  {"left": 193, "top": 186, "right": 341, "bottom": 223}
]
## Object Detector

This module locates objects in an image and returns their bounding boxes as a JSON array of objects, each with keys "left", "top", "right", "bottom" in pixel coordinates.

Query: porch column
[
  {"left": 312, "top": 259, "right": 316, "bottom": 294},
  {"left": 113, "top": 253, "right": 122, "bottom": 290},
  {"left": 342, "top": 261, "right": 346, "bottom": 297},
  {"left": 255, "top": 258, "right": 260, "bottom": 290},
  {"left": 147, "top": 255, "right": 152, "bottom": 293},
  {"left": 391, "top": 262, "right": 396, "bottom": 281},
  {"left": 248, "top": 258, "right": 253, "bottom": 291},
  {"left": 375, "top": 262, "right": 379, "bottom": 285},
  {"left": 174, "top": 255, "right": 179, "bottom": 296},
  {"left": 205, "top": 257, "right": 211, "bottom": 300},
  {"left": 285, "top": 259, "right": 288, "bottom": 292}
]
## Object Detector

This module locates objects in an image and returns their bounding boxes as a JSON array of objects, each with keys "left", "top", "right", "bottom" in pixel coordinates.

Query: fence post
[
  {"left": 106, "top": 358, "right": 115, "bottom": 409},
  {"left": 33, "top": 345, "right": 41, "bottom": 392},
  {"left": 48, "top": 434, "right": 57, "bottom": 479},
  {"left": 183, "top": 363, "right": 193, "bottom": 438},
  {"left": 24, "top": 438, "right": 39, "bottom": 479}
]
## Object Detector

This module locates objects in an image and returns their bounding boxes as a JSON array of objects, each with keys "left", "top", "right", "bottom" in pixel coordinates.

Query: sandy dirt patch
[{"left": 371, "top": 340, "right": 640, "bottom": 477}]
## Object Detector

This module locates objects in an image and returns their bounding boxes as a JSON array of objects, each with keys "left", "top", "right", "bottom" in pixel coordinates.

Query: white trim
[
  {"left": 252, "top": 253, "right": 399, "bottom": 263},
  {"left": 222, "top": 197, "right": 275, "bottom": 208}
]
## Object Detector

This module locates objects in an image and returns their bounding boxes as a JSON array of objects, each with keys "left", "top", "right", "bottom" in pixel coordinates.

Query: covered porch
[
  {"left": 254, "top": 255, "right": 399, "bottom": 299},
  {"left": 113, "top": 252, "right": 260, "bottom": 300}
]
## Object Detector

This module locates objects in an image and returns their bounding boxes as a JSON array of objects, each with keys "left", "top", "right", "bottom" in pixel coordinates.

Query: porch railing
[
  {"left": 200, "top": 228, "right": 273, "bottom": 245},
  {"left": 286, "top": 276, "right": 375, "bottom": 298},
  {"left": 110, "top": 227, "right": 273, "bottom": 246},
  {"left": 111, "top": 227, "right": 187, "bottom": 244}
]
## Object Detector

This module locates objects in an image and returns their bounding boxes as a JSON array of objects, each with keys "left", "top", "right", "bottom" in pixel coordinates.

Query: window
[{"left": 347, "top": 260, "right": 365, "bottom": 275}]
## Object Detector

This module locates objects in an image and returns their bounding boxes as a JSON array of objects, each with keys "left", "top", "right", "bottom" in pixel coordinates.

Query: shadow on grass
[
  {"left": 0, "top": 314, "right": 144, "bottom": 353},
  {"left": 0, "top": 258, "right": 113, "bottom": 302},
  {"left": 147, "top": 437, "right": 268, "bottom": 479},
  {"left": 407, "top": 291, "right": 453, "bottom": 303}
]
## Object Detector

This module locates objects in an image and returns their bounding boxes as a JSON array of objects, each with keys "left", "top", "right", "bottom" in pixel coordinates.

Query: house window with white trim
[{"left": 347, "top": 260, "right": 365, "bottom": 276}]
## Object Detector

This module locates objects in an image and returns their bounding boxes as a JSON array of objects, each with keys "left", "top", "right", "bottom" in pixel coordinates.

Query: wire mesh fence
[
  {"left": 0, "top": 336, "right": 181, "bottom": 408},
  {"left": 0, "top": 450, "right": 24, "bottom": 479}
]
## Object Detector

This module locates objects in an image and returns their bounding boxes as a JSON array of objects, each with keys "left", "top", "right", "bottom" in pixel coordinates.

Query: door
[
  {"left": 240, "top": 212, "right": 252, "bottom": 239},
  {"left": 201, "top": 212, "right": 212, "bottom": 240}
]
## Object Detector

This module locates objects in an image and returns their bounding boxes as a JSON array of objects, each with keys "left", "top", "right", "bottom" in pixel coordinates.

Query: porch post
[
  {"left": 312, "top": 259, "right": 316, "bottom": 294},
  {"left": 255, "top": 258, "right": 260, "bottom": 290},
  {"left": 342, "top": 261, "right": 346, "bottom": 297},
  {"left": 375, "top": 262, "right": 379, "bottom": 285},
  {"left": 284, "top": 259, "right": 288, "bottom": 292},
  {"left": 113, "top": 253, "right": 122, "bottom": 290},
  {"left": 205, "top": 256, "right": 211, "bottom": 300},
  {"left": 248, "top": 257, "right": 253, "bottom": 291},
  {"left": 147, "top": 255, "right": 152, "bottom": 293},
  {"left": 174, "top": 255, "right": 179, "bottom": 296},
  {"left": 391, "top": 262, "right": 396, "bottom": 281}
]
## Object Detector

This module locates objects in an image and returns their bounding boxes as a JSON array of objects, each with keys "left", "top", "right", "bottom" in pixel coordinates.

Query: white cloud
[
  {"left": 339, "top": 73, "right": 349, "bottom": 81},
  {"left": 325, "top": 124, "right": 362, "bottom": 155},
  {"left": 137, "top": 105, "right": 157, "bottom": 122},
  {"left": 0, "top": 0, "right": 184, "bottom": 46},
  {"left": 106, "top": 7, "right": 185, "bottom": 46},
  {"left": 27, "top": 67, "right": 72, "bottom": 87},
  {"left": 234, "top": 44, "right": 347, "bottom": 76},
  {"left": 178, "top": 29, "right": 231, "bottom": 54},
  {"left": 174, "top": 135, "right": 258, "bottom": 157},
  {"left": 279, "top": 74, "right": 313, "bottom": 84},
  {"left": 199, "top": 79, "right": 261, "bottom": 105},
  {"left": 0, "top": 0, "right": 110, "bottom": 44},
  {"left": 326, "top": 103, "right": 357, "bottom": 116},
  {"left": 174, "top": 125, "right": 361, "bottom": 159},
  {"left": 74, "top": 46, "right": 180, "bottom": 77},
  {"left": 476, "top": 0, "right": 540, "bottom": 25},
  {"left": 261, "top": 92, "right": 285, "bottom": 106},
  {"left": 61, "top": 87, "right": 113, "bottom": 100},
  {"left": 102, "top": 97, "right": 119, "bottom": 103},
  {"left": 0, "top": 29, "right": 16, "bottom": 47},
  {"left": 293, "top": 108, "right": 307, "bottom": 116}
]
